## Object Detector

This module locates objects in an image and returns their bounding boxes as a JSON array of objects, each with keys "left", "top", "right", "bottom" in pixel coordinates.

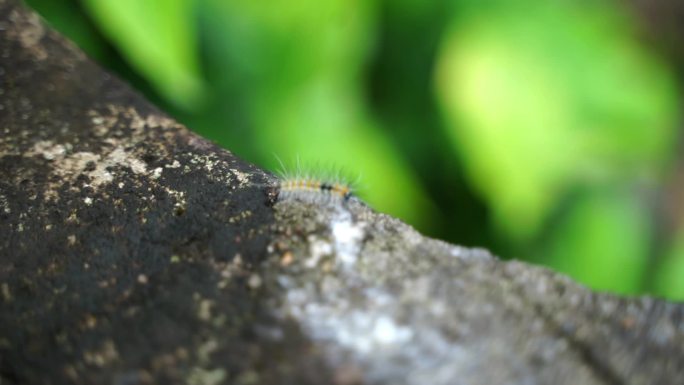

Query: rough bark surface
[{"left": 0, "top": 1, "right": 683, "bottom": 384}]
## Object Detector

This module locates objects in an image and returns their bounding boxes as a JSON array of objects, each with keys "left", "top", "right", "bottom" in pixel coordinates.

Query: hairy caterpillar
[
  {"left": 277, "top": 178, "right": 354, "bottom": 203},
  {"left": 270, "top": 158, "right": 358, "bottom": 205}
]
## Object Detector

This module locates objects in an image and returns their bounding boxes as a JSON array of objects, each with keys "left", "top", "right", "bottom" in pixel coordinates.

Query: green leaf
[
  {"left": 81, "top": 0, "right": 205, "bottom": 109},
  {"left": 436, "top": 1, "right": 678, "bottom": 240},
  {"left": 546, "top": 189, "right": 650, "bottom": 295}
]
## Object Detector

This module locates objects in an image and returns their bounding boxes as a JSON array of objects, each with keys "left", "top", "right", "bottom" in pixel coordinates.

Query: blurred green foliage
[
  {"left": 25, "top": 0, "right": 684, "bottom": 299},
  {"left": 656, "top": 232, "right": 684, "bottom": 298},
  {"left": 435, "top": 1, "right": 679, "bottom": 296},
  {"left": 81, "top": 0, "right": 205, "bottom": 109},
  {"left": 194, "top": 0, "right": 436, "bottom": 228},
  {"left": 437, "top": 2, "right": 677, "bottom": 240}
]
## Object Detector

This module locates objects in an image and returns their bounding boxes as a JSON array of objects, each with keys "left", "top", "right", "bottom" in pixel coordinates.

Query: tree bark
[{"left": 0, "top": 1, "right": 682, "bottom": 384}]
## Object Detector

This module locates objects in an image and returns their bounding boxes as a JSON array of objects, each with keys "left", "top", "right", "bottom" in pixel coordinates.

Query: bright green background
[{"left": 26, "top": 0, "right": 684, "bottom": 300}]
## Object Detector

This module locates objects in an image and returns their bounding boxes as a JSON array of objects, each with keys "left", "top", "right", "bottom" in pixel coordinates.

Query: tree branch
[{"left": 0, "top": 1, "right": 682, "bottom": 384}]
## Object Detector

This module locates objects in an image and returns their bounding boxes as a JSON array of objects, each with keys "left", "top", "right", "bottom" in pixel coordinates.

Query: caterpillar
[
  {"left": 277, "top": 177, "right": 354, "bottom": 204},
  {"left": 267, "top": 157, "right": 358, "bottom": 205}
]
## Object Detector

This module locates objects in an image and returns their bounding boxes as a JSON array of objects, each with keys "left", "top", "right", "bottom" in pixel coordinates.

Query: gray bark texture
[{"left": 1, "top": 1, "right": 683, "bottom": 384}]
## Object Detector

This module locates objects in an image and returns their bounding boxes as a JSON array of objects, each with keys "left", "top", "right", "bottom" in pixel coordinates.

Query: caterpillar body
[
  {"left": 264, "top": 156, "right": 360, "bottom": 205},
  {"left": 277, "top": 177, "right": 354, "bottom": 204}
]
